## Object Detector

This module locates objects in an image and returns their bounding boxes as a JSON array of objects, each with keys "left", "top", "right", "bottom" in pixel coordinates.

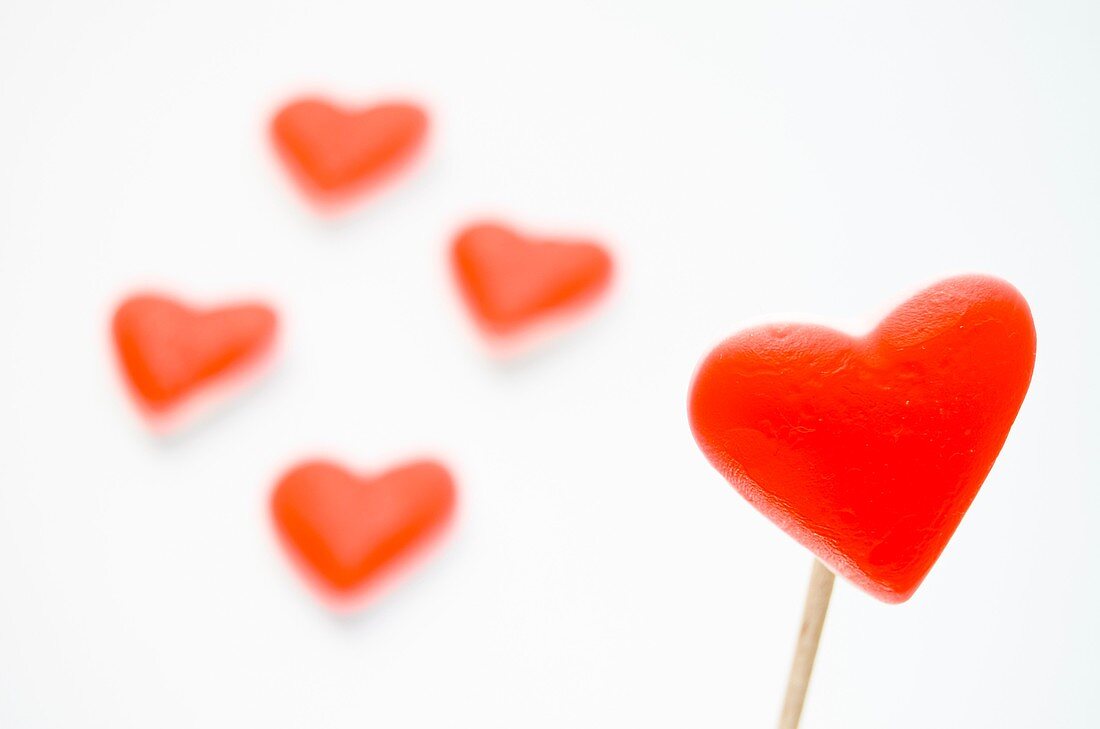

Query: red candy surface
[
  {"left": 689, "top": 275, "right": 1036, "bottom": 602},
  {"left": 270, "top": 98, "right": 427, "bottom": 200},
  {"left": 451, "top": 222, "right": 613, "bottom": 336},
  {"left": 112, "top": 294, "right": 277, "bottom": 413},
  {"left": 271, "top": 460, "right": 456, "bottom": 596}
]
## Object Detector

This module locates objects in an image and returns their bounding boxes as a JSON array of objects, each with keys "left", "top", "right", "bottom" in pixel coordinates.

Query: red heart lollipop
[
  {"left": 451, "top": 222, "right": 613, "bottom": 337},
  {"left": 271, "top": 460, "right": 456, "bottom": 598},
  {"left": 112, "top": 293, "right": 277, "bottom": 414},
  {"left": 689, "top": 275, "right": 1035, "bottom": 603},
  {"left": 270, "top": 97, "right": 427, "bottom": 201}
]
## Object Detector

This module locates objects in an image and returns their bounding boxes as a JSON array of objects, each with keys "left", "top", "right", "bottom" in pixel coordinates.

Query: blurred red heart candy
[
  {"left": 271, "top": 97, "right": 427, "bottom": 200},
  {"left": 112, "top": 293, "right": 277, "bottom": 413},
  {"left": 271, "top": 460, "right": 456, "bottom": 598},
  {"left": 451, "top": 222, "right": 613, "bottom": 336}
]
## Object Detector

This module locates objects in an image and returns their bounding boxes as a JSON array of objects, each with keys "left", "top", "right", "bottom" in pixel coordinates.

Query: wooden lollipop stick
[{"left": 778, "top": 559, "right": 835, "bottom": 729}]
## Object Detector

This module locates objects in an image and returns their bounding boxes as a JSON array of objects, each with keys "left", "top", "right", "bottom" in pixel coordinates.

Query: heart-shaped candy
[
  {"left": 271, "top": 460, "right": 456, "bottom": 597},
  {"left": 112, "top": 293, "right": 277, "bottom": 413},
  {"left": 688, "top": 275, "right": 1036, "bottom": 602},
  {"left": 451, "top": 222, "right": 613, "bottom": 336},
  {"left": 270, "top": 97, "right": 428, "bottom": 200}
]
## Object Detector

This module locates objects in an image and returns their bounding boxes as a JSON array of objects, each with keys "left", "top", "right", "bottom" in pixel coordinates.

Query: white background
[{"left": 1, "top": 1, "right": 1097, "bottom": 727}]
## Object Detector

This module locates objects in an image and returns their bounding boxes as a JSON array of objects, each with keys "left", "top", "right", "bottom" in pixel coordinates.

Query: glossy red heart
[
  {"left": 270, "top": 97, "right": 427, "bottom": 200},
  {"left": 271, "top": 460, "right": 456, "bottom": 597},
  {"left": 688, "top": 275, "right": 1036, "bottom": 603},
  {"left": 112, "top": 293, "right": 277, "bottom": 413},
  {"left": 451, "top": 222, "right": 613, "bottom": 336}
]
